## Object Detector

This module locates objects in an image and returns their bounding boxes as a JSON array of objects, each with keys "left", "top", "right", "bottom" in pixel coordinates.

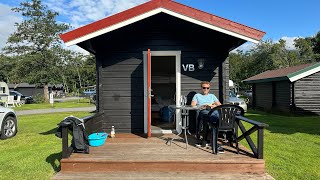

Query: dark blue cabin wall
[
  {"left": 93, "top": 13, "right": 241, "bottom": 133},
  {"left": 294, "top": 71, "right": 320, "bottom": 115},
  {"left": 254, "top": 82, "right": 273, "bottom": 110},
  {"left": 274, "top": 81, "right": 292, "bottom": 112},
  {"left": 253, "top": 81, "right": 292, "bottom": 112}
]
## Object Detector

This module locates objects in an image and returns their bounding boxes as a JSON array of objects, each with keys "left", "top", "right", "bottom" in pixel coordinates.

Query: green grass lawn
[
  {"left": 13, "top": 99, "right": 94, "bottom": 111},
  {"left": 243, "top": 110, "right": 320, "bottom": 180},
  {"left": 0, "top": 112, "right": 91, "bottom": 180},
  {"left": 0, "top": 110, "right": 319, "bottom": 179}
]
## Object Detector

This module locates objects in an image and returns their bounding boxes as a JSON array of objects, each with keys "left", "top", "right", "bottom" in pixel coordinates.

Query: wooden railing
[
  {"left": 235, "top": 115, "right": 269, "bottom": 159},
  {"left": 61, "top": 113, "right": 103, "bottom": 159}
]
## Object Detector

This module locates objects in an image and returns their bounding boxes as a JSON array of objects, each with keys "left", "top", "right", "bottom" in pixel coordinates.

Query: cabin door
[{"left": 143, "top": 51, "right": 182, "bottom": 135}]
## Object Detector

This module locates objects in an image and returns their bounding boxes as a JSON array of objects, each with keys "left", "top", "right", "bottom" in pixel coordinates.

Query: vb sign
[{"left": 182, "top": 64, "right": 195, "bottom": 71}]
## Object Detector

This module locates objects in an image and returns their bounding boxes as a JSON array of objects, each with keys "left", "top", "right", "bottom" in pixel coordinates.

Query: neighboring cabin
[
  {"left": 244, "top": 62, "right": 320, "bottom": 115},
  {"left": 8, "top": 83, "right": 56, "bottom": 97},
  {"left": 60, "top": 0, "right": 265, "bottom": 134}
]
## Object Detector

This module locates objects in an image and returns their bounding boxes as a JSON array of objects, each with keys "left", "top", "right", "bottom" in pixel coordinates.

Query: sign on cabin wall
[{"left": 182, "top": 64, "right": 195, "bottom": 71}]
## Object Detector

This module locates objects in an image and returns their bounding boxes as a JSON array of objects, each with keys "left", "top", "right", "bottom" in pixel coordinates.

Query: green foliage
[
  {"left": 4, "top": 0, "right": 69, "bottom": 55},
  {"left": 1, "top": 0, "right": 96, "bottom": 95},
  {"left": 32, "top": 93, "right": 46, "bottom": 104},
  {"left": 2, "top": 0, "right": 70, "bottom": 101}
]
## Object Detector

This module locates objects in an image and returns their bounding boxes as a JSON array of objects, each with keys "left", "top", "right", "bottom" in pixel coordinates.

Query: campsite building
[
  {"left": 244, "top": 62, "right": 320, "bottom": 115},
  {"left": 60, "top": 0, "right": 265, "bottom": 134}
]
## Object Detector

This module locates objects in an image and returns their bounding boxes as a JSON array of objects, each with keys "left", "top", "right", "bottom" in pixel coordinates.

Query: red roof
[
  {"left": 244, "top": 63, "right": 317, "bottom": 82},
  {"left": 60, "top": 0, "right": 265, "bottom": 44}
]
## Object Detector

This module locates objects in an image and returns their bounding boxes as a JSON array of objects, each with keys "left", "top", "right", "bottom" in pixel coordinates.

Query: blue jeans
[{"left": 196, "top": 110, "right": 219, "bottom": 144}]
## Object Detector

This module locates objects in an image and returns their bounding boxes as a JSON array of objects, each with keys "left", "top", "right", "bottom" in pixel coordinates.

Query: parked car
[
  {"left": 0, "top": 106, "right": 18, "bottom": 139},
  {"left": 244, "top": 90, "right": 252, "bottom": 98},
  {"left": 9, "top": 91, "right": 33, "bottom": 104},
  {"left": 83, "top": 89, "right": 96, "bottom": 96},
  {"left": 227, "top": 90, "right": 247, "bottom": 112}
]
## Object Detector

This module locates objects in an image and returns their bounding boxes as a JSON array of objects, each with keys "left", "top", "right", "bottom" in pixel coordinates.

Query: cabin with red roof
[
  {"left": 54, "top": 1, "right": 273, "bottom": 178},
  {"left": 60, "top": 0, "right": 265, "bottom": 134},
  {"left": 244, "top": 62, "right": 320, "bottom": 115}
]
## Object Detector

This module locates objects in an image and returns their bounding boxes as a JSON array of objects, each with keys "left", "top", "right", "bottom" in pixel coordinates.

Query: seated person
[{"left": 191, "top": 81, "right": 222, "bottom": 149}]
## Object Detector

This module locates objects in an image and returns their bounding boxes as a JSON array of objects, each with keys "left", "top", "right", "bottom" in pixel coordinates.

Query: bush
[{"left": 33, "top": 93, "right": 46, "bottom": 104}]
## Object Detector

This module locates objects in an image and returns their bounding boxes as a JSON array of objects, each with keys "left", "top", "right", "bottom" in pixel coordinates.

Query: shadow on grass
[
  {"left": 40, "top": 128, "right": 58, "bottom": 135},
  {"left": 46, "top": 152, "right": 62, "bottom": 172},
  {"left": 245, "top": 109, "right": 320, "bottom": 136}
]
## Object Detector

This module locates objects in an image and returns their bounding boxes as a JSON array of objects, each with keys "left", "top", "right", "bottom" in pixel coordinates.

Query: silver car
[
  {"left": 227, "top": 91, "right": 247, "bottom": 112},
  {"left": 0, "top": 106, "right": 18, "bottom": 139}
]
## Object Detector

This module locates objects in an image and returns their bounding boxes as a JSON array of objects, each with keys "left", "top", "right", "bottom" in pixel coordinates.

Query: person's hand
[
  {"left": 201, "top": 105, "right": 207, "bottom": 109},
  {"left": 210, "top": 104, "right": 216, "bottom": 108}
]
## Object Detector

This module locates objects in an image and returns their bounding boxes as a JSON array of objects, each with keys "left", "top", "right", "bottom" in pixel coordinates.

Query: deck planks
[{"left": 60, "top": 134, "right": 265, "bottom": 174}]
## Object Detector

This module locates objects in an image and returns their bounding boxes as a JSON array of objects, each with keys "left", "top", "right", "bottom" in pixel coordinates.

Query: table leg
[
  {"left": 183, "top": 111, "right": 188, "bottom": 149},
  {"left": 186, "top": 110, "right": 192, "bottom": 135}
]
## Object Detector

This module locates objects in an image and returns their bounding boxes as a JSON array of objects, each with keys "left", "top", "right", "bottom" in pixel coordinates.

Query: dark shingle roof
[{"left": 243, "top": 62, "right": 320, "bottom": 83}]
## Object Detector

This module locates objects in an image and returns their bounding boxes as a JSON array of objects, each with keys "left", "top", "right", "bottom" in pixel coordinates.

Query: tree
[
  {"left": 3, "top": 0, "right": 69, "bottom": 101},
  {"left": 0, "top": 54, "right": 18, "bottom": 82},
  {"left": 294, "top": 31, "right": 320, "bottom": 62}
]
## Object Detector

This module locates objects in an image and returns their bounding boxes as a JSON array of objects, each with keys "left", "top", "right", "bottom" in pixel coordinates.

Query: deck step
[
  {"left": 52, "top": 172, "right": 274, "bottom": 180},
  {"left": 61, "top": 158, "right": 265, "bottom": 174},
  {"left": 59, "top": 134, "right": 265, "bottom": 175}
]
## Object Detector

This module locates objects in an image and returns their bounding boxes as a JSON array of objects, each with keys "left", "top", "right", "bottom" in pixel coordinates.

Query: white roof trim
[
  {"left": 289, "top": 66, "right": 320, "bottom": 82},
  {"left": 65, "top": 7, "right": 260, "bottom": 46}
]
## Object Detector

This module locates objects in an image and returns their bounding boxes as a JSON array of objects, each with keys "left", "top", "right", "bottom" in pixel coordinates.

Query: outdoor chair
[
  {"left": 206, "top": 104, "right": 244, "bottom": 154},
  {"left": 0, "top": 96, "right": 8, "bottom": 107},
  {"left": 7, "top": 95, "right": 15, "bottom": 107},
  {"left": 14, "top": 96, "right": 22, "bottom": 107}
]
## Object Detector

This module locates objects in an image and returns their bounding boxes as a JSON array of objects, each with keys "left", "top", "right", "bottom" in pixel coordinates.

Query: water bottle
[{"left": 111, "top": 126, "right": 115, "bottom": 138}]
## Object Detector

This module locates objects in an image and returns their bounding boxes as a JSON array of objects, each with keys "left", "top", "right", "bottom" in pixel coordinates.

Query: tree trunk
[
  {"left": 77, "top": 67, "right": 82, "bottom": 88},
  {"left": 44, "top": 84, "right": 49, "bottom": 102}
]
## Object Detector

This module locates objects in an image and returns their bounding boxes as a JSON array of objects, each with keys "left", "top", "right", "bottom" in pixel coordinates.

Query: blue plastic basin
[{"left": 88, "top": 132, "right": 108, "bottom": 147}]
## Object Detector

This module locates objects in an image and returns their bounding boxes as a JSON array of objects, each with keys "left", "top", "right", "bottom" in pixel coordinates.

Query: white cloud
[
  {"left": 65, "top": 45, "right": 90, "bottom": 55},
  {"left": 0, "top": 3, "right": 22, "bottom": 51},
  {"left": 45, "top": 0, "right": 148, "bottom": 28},
  {"left": 232, "top": 42, "right": 257, "bottom": 53},
  {"left": 279, "top": 36, "right": 298, "bottom": 50},
  {"left": 232, "top": 36, "right": 299, "bottom": 53}
]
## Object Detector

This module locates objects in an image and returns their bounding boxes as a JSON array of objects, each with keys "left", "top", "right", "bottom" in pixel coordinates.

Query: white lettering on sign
[{"left": 182, "top": 64, "right": 195, "bottom": 71}]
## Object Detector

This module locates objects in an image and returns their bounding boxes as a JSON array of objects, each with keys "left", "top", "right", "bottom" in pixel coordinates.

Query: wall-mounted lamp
[{"left": 197, "top": 58, "right": 205, "bottom": 69}]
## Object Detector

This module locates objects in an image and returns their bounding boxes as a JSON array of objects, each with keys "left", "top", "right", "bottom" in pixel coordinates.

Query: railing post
[
  {"left": 257, "top": 127, "right": 264, "bottom": 159},
  {"left": 62, "top": 126, "right": 69, "bottom": 158}
]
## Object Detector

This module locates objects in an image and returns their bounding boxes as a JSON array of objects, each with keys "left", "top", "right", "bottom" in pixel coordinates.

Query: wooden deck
[{"left": 57, "top": 133, "right": 265, "bottom": 175}]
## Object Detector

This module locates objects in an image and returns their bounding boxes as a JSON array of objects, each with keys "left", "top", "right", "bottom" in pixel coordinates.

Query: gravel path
[{"left": 16, "top": 106, "right": 96, "bottom": 116}]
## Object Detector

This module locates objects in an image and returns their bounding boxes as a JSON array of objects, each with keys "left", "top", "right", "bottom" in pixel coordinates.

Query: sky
[{"left": 0, "top": 0, "right": 320, "bottom": 54}]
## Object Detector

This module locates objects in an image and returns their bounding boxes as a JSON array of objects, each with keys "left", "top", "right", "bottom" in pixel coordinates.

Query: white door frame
[{"left": 143, "top": 51, "right": 182, "bottom": 134}]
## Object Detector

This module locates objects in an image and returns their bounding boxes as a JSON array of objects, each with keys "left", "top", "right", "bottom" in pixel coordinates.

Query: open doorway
[
  {"left": 151, "top": 56, "right": 176, "bottom": 131},
  {"left": 143, "top": 51, "right": 181, "bottom": 135}
]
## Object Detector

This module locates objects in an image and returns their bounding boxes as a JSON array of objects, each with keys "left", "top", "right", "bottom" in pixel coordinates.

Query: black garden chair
[{"left": 206, "top": 104, "right": 245, "bottom": 154}]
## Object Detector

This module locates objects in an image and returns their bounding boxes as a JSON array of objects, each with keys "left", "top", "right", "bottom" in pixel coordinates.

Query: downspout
[
  {"left": 252, "top": 84, "right": 256, "bottom": 108},
  {"left": 291, "top": 82, "right": 296, "bottom": 113}
]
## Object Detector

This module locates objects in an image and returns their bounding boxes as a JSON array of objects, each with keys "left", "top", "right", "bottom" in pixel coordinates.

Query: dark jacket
[{"left": 56, "top": 116, "right": 89, "bottom": 153}]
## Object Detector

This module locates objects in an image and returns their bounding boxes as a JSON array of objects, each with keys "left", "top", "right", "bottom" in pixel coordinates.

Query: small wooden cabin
[
  {"left": 8, "top": 83, "right": 53, "bottom": 97},
  {"left": 60, "top": 0, "right": 265, "bottom": 134},
  {"left": 244, "top": 62, "right": 320, "bottom": 115}
]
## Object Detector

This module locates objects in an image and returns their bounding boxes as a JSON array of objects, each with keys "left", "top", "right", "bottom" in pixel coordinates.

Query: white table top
[{"left": 168, "top": 105, "right": 200, "bottom": 110}]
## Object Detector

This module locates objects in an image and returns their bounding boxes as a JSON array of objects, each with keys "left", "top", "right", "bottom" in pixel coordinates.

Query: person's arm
[
  {"left": 211, "top": 101, "right": 221, "bottom": 107},
  {"left": 210, "top": 95, "right": 221, "bottom": 108},
  {"left": 191, "top": 94, "right": 197, "bottom": 106}
]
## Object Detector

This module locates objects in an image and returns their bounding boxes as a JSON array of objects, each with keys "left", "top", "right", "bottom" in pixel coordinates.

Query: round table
[{"left": 168, "top": 105, "right": 200, "bottom": 149}]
